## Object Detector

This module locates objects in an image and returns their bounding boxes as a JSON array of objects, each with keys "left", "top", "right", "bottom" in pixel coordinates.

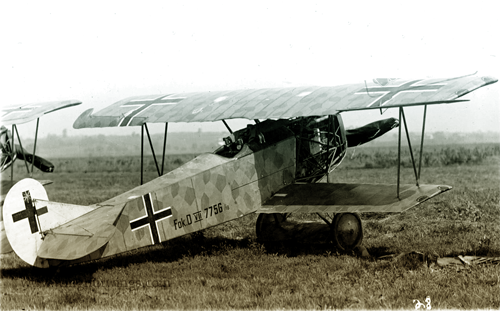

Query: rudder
[{"left": 3, "top": 178, "right": 94, "bottom": 267}]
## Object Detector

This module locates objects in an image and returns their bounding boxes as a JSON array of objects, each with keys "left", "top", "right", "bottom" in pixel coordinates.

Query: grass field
[{"left": 1, "top": 147, "right": 499, "bottom": 310}]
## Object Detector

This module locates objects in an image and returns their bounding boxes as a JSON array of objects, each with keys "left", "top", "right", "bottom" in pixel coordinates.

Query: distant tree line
[
  {"left": 21, "top": 132, "right": 226, "bottom": 158},
  {"left": 17, "top": 131, "right": 500, "bottom": 158}
]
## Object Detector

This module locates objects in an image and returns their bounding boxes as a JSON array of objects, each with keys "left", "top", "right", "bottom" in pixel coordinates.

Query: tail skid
[{"left": 3, "top": 178, "right": 94, "bottom": 267}]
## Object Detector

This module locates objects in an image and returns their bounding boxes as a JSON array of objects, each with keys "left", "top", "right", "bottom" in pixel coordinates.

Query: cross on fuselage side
[
  {"left": 129, "top": 193, "right": 172, "bottom": 244},
  {"left": 118, "top": 95, "right": 185, "bottom": 127},
  {"left": 357, "top": 80, "right": 445, "bottom": 107},
  {"left": 12, "top": 190, "right": 48, "bottom": 234}
]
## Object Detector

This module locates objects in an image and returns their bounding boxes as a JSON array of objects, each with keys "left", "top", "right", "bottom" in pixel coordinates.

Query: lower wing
[{"left": 257, "top": 183, "right": 451, "bottom": 213}]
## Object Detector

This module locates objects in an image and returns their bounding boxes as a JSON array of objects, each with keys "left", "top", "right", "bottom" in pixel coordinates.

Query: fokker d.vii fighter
[
  {"left": 3, "top": 74, "right": 497, "bottom": 268},
  {"left": 0, "top": 100, "right": 82, "bottom": 254}
]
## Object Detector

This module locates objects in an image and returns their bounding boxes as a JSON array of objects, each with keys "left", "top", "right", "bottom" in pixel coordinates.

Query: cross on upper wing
[
  {"left": 73, "top": 74, "right": 497, "bottom": 129},
  {"left": 118, "top": 95, "right": 185, "bottom": 126},
  {"left": 355, "top": 80, "right": 445, "bottom": 108}
]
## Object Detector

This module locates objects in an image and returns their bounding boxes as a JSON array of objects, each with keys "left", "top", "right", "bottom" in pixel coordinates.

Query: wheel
[
  {"left": 255, "top": 213, "right": 287, "bottom": 241},
  {"left": 332, "top": 213, "right": 363, "bottom": 251}
]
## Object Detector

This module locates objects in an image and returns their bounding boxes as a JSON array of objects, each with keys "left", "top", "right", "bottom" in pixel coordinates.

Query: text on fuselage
[{"left": 173, "top": 203, "right": 226, "bottom": 230}]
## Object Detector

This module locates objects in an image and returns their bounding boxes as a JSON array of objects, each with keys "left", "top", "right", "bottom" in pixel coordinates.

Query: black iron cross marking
[
  {"left": 12, "top": 190, "right": 48, "bottom": 234},
  {"left": 118, "top": 94, "right": 185, "bottom": 127},
  {"left": 357, "top": 80, "right": 444, "bottom": 107},
  {"left": 130, "top": 193, "right": 172, "bottom": 244}
]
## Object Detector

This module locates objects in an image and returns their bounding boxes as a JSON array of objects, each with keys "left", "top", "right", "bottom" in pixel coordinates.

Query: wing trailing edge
[{"left": 337, "top": 99, "right": 469, "bottom": 112}]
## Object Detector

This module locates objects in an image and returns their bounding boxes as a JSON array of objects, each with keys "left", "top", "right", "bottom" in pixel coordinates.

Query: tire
[
  {"left": 332, "top": 213, "right": 363, "bottom": 251},
  {"left": 255, "top": 213, "right": 287, "bottom": 241}
]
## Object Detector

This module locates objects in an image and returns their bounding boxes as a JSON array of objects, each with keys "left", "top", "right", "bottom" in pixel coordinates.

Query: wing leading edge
[
  {"left": 73, "top": 74, "right": 497, "bottom": 128},
  {"left": 256, "top": 183, "right": 452, "bottom": 214}
]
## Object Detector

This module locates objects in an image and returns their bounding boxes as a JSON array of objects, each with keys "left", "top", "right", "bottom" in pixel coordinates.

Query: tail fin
[
  {"left": 3, "top": 178, "right": 94, "bottom": 267},
  {"left": 1, "top": 180, "right": 53, "bottom": 254}
]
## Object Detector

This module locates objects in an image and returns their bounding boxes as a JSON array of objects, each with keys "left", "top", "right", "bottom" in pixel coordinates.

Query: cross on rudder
[{"left": 12, "top": 190, "right": 48, "bottom": 234}]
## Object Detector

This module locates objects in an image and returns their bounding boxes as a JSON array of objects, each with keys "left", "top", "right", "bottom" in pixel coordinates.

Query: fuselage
[
  {"left": 39, "top": 114, "right": 347, "bottom": 266},
  {"left": 5, "top": 114, "right": 347, "bottom": 267}
]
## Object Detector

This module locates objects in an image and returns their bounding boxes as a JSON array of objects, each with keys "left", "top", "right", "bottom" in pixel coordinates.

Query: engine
[
  {"left": 214, "top": 114, "right": 347, "bottom": 183},
  {"left": 288, "top": 115, "right": 347, "bottom": 182}
]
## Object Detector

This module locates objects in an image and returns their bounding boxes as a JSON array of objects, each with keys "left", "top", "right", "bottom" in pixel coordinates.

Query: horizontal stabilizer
[
  {"left": 36, "top": 204, "right": 123, "bottom": 262},
  {"left": 257, "top": 183, "right": 451, "bottom": 214}
]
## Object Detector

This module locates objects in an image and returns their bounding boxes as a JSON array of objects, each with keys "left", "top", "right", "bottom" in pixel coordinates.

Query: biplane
[
  {"left": 0, "top": 100, "right": 82, "bottom": 254},
  {"left": 2, "top": 74, "right": 497, "bottom": 268}
]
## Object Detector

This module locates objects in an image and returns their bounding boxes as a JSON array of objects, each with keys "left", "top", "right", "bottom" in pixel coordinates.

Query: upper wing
[
  {"left": 73, "top": 74, "right": 497, "bottom": 128},
  {"left": 256, "top": 183, "right": 452, "bottom": 214},
  {"left": 1, "top": 100, "right": 82, "bottom": 126}
]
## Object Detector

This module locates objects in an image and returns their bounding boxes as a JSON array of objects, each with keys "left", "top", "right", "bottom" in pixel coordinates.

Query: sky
[{"left": 1, "top": 1, "right": 499, "bottom": 139}]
